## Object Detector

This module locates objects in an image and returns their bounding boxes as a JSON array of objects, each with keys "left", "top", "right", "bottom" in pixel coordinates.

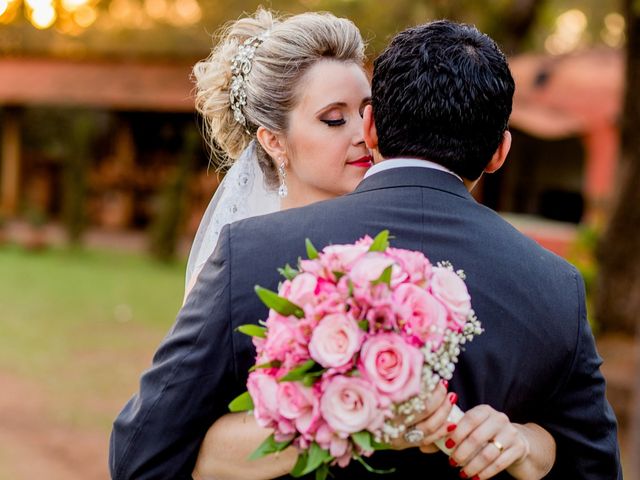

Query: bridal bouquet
[{"left": 229, "top": 231, "right": 482, "bottom": 479}]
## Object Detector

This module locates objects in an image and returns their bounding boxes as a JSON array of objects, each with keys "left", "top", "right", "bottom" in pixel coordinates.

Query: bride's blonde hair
[{"left": 192, "top": 8, "right": 365, "bottom": 187}]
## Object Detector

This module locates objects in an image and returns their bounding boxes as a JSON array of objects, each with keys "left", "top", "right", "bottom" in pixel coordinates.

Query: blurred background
[{"left": 0, "top": 0, "right": 638, "bottom": 478}]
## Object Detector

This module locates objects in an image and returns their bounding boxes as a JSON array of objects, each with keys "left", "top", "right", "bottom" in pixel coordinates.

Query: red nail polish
[
  {"left": 441, "top": 379, "right": 449, "bottom": 389},
  {"left": 459, "top": 472, "right": 468, "bottom": 479},
  {"left": 448, "top": 392, "right": 458, "bottom": 404},
  {"left": 472, "top": 476, "right": 480, "bottom": 480},
  {"left": 445, "top": 438, "right": 456, "bottom": 449},
  {"left": 447, "top": 423, "right": 457, "bottom": 432},
  {"left": 448, "top": 457, "right": 457, "bottom": 467}
]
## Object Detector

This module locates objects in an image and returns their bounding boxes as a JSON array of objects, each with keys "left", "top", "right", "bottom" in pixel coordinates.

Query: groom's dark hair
[{"left": 371, "top": 20, "right": 514, "bottom": 180}]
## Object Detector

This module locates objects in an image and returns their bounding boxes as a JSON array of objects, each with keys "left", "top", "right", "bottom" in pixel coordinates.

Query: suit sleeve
[
  {"left": 542, "top": 270, "right": 622, "bottom": 479},
  {"left": 109, "top": 225, "right": 238, "bottom": 480}
]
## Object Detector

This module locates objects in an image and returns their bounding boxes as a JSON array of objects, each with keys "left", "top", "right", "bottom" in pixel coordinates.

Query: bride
[{"left": 184, "top": 8, "right": 556, "bottom": 480}]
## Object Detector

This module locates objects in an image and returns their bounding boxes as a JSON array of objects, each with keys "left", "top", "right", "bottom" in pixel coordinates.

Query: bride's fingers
[
  {"left": 416, "top": 392, "right": 457, "bottom": 445},
  {"left": 449, "top": 405, "right": 509, "bottom": 466},
  {"left": 463, "top": 437, "right": 528, "bottom": 480}
]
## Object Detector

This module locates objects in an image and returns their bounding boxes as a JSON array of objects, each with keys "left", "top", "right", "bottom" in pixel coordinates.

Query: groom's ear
[
  {"left": 363, "top": 104, "right": 379, "bottom": 150},
  {"left": 256, "top": 126, "right": 287, "bottom": 163},
  {"left": 484, "top": 130, "right": 512, "bottom": 174}
]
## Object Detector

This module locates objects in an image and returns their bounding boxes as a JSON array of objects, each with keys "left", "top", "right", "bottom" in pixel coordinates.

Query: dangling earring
[{"left": 278, "top": 159, "right": 288, "bottom": 198}]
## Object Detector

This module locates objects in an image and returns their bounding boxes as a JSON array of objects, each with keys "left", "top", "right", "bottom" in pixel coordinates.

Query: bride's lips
[{"left": 347, "top": 155, "right": 373, "bottom": 168}]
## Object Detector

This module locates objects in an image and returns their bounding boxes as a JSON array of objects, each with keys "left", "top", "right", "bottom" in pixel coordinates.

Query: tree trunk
[{"left": 594, "top": 0, "right": 640, "bottom": 335}]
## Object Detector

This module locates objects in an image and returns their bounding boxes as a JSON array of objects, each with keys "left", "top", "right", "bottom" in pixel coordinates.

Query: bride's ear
[
  {"left": 363, "top": 105, "right": 379, "bottom": 150},
  {"left": 256, "top": 126, "right": 287, "bottom": 163}
]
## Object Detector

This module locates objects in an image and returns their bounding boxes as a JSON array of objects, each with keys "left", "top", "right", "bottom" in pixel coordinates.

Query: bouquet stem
[{"left": 434, "top": 404, "right": 464, "bottom": 455}]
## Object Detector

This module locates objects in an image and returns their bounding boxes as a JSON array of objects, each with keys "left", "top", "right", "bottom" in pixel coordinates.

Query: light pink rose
[
  {"left": 320, "top": 375, "right": 383, "bottom": 434},
  {"left": 247, "top": 371, "right": 280, "bottom": 428},
  {"left": 430, "top": 267, "right": 471, "bottom": 328},
  {"left": 288, "top": 273, "right": 318, "bottom": 307},
  {"left": 393, "top": 284, "right": 447, "bottom": 348},
  {"left": 358, "top": 332, "right": 423, "bottom": 403},
  {"left": 320, "top": 243, "right": 369, "bottom": 273},
  {"left": 349, "top": 253, "right": 395, "bottom": 288},
  {"left": 308, "top": 313, "right": 364, "bottom": 368},
  {"left": 387, "top": 247, "right": 432, "bottom": 285},
  {"left": 262, "top": 312, "right": 302, "bottom": 363},
  {"left": 277, "top": 382, "right": 320, "bottom": 434}
]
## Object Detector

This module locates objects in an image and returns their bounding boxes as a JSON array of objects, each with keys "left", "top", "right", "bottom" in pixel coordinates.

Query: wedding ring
[
  {"left": 403, "top": 428, "right": 425, "bottom": 444},
  {"left": 489, "top": 439, "right": 505, "bottom": 453}
]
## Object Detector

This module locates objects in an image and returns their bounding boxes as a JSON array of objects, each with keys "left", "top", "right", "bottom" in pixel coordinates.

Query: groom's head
[{"left": 367, "top": 20, "right": 514, "bottom": 181}]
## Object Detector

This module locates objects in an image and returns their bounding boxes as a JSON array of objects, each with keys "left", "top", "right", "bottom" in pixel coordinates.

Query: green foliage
[
  {"left": 255, "top": 286, "right": 305, "bottom": 318},
  {"left": 567, "top": 224, "right": 600, "bottom": 332},
  {"left": 248, "top": 433, "right": 293, "bottom": 460}
]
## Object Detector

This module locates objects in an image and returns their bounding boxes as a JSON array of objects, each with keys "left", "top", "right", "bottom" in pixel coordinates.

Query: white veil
[{"left": 185, "top": 141, "right": 280, "bottom": 293}]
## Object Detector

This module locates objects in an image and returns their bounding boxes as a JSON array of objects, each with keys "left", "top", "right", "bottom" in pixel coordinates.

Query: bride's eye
[{"left": 321, "top": 118, "right": 346, "bottom": 127}]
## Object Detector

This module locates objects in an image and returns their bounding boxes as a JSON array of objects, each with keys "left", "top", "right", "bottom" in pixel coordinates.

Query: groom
[{"left": 110, "top": 20, "right": 621, "bottom": 479}]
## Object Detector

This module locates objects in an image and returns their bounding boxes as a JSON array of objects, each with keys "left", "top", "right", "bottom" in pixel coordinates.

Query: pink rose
[
  {"left": 262, "top": 312, "right": 303, "bottom": 364},
  {"left": 393, "top": 284, "right": 447, "bottom": 348},
  {"left": 349, "top": 253, "right": 395, "bottom": 288},
  {"left": 247, "top": 371, "right": 280, "bottom": 428},
  {"left": 320, "top": 243, "right": 369, "bottom": 273},
  {"left": 308, "top": 313, "right": 364, "bottom": 368},
  {"left": 277, "top": 382, "right": 320, "bottom": 434},
  {"left": 387, "top": 247, "right": 432, "bottom": 285},
  {"left": 430, "top": 267, "right": 471, "bottom": 328},
  {"left": 288, "top": 273, "right": 318, "bottom": 307},
  {"left": 358, "top": 332, "right": 423, "bottom": 403},
  {"left": 320, "top": 375, "right": 383, "bottom": 434}
]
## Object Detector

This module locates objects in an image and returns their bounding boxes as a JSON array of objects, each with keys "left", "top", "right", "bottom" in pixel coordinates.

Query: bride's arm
[{"left": 192, "top": 413, "right": 297, "bottom": 480}]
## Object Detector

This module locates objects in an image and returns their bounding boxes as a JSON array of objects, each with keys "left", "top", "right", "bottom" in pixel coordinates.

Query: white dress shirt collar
[{"left": 364, "top": 158, "right": 463, "bottom": 183}]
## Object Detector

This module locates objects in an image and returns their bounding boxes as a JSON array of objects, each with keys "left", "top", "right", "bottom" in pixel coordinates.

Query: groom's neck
[{"left": 372, "top": 151, "right": 475, "bottom": 192}]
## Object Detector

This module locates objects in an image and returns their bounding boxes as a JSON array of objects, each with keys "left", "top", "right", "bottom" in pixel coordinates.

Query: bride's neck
[{"left": 280, "top": 187, "right": 335, "bottom": 211}]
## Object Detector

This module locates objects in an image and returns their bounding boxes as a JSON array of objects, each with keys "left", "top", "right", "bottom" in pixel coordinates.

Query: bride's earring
[{"left": 278, "top": 159, "right": 288, "bottom": 198}]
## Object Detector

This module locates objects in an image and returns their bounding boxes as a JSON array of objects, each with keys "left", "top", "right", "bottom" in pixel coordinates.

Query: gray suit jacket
[{"left": 110, "top": 167, "right": 621, "bottom": 479}]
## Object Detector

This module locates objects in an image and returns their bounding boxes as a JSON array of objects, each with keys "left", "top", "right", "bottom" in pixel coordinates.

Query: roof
[
  {"left": 509, "top": 49, "right": 623, "bottom": 138},
  {"left": 0, "top": 57, "right": 196, "bottom": 112}
]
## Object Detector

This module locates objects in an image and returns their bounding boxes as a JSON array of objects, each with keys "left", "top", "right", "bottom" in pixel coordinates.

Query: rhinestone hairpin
[{"left": 229, "top": 33, "right": 269, "bottom": 128}]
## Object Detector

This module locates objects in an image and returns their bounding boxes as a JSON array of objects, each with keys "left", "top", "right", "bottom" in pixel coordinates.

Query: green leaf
[
  {"left": 278, "top": 264, "right": 300, "bottom": 280},
  {"left": 306, "top": 238, "right": 319, "bottom": 259},
  {"left": 280, "top": 359, "right": 317, "bottom": 382},
  {"left": 368, "top": 230, "right": 390, "bottom": 252},
  {"left": 315, "top": 463, "right": 330, "bottom": 480},
  {"left": 228, "top": 391, "right": 254, "bottom": 412},
  {"left": 354, "top": 454, "right": 396, "bottom": 474},
  {"left": 302, "top": 368, "right": 326, "bottom": 387},
  {"left": 357, "top": 320, "right": 369, "bottom": 331},
  {"left": 351, "top": 431, "right": 373, "bottom": 452},
  {"left": 372, "top": 265, "right": 393, "bottom": 286},
  {"left": 332, "top": 271, "right": 345, "bottom": 280},
  {"left": 371, "top": 438, "right": 393, "bottom": 451},
  {"left": 301, "top": 442, "right": 331, "bottom": 475},
  {"left": 290, "top": 451, "right": 309, "bottom": 477},
  {"left": 255, "top": 286, "right": 305, "bottom": 318},
  {"left": 249, "top": 360, "right": 281, "bottom": 372},
  {"left": 248, "top": 434, "right": 293, "bottom": 460},
  {"left": 236, "top": 324, "right": 267, "bottom": 338}
]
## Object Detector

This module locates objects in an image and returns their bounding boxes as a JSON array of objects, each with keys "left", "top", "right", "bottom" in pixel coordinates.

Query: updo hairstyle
[{"left": 193, "top": 8, "right": 365, "bottom": 188}]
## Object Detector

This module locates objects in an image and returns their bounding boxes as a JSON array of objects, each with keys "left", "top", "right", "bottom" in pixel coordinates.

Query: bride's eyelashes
[{"left": 322, "top": 118, "right": 346, "bottom": 127}]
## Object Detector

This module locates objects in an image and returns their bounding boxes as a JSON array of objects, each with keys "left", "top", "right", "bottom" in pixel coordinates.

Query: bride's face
[{"left": 283, "top": 60, "right": 372, "bottom": 206}]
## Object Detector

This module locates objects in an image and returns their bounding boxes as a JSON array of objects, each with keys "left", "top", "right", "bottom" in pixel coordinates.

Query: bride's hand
[
  {"left": 388, "top": 382, "right": 457, "bottom": 451},
  {"left": 442, "top": 405, "right": 555, "bottom": 480}
]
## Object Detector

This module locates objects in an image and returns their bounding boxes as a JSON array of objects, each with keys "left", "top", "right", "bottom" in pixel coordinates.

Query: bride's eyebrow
[{"left": 315, "top": 102, "right": 347, "bottom": 115}]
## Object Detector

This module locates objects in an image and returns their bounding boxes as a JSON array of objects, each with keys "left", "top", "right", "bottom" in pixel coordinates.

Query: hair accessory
[
  {"left": 229, "top": 32, "right": 269, "bottom": 128},
  {"left": 278, "top": 160, "right": 288, "bottom": 198}
]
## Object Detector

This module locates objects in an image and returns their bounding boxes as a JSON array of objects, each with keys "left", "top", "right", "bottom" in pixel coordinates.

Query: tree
[{"left": 594, "top": 0, "right": 640, "bottom": 336}]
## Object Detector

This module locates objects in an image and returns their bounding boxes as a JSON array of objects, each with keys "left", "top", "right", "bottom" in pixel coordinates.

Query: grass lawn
[{"left": 0, "top": 245, "right": 186, "bottom": 429}]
